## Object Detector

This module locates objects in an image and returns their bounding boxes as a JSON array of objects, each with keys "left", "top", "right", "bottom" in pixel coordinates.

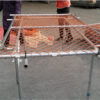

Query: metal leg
[
  {"left": 15, "top": 58, "right": 22, "bottom": 100},
  {"left": 86, "top": 55, "right": 95, "bottom": 100}
]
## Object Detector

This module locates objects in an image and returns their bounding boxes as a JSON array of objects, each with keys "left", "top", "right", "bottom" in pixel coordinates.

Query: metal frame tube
[
  {"left": 2, "top": 18, "right": 15, "bottom": 47},
  {"left": 86, "top": 55, "right": 95, "bottom": 100},
  {"left": 10, "top": 13, "right": 72, "bottom": 16},
  {"left": 15, "top": 58, "right": 22, "bottom": 100}
]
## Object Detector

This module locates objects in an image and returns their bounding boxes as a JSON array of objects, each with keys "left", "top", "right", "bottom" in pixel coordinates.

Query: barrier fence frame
[{"left": 0, "top": 14, "right": 100, "bottom": 100}]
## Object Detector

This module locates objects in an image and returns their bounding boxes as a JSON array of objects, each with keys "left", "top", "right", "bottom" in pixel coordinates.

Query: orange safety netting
[
  {"left": 84, "top": 26, "right": 100, "bottom": 47},
  {"left": 0, "top": 14, "right": 99, "bottom": 58},
  {"left": 91, "top": 24, "right": 100, "bottom": 30},
  {"left": 83, "top": 24, "right": 100, "bottom": 47}
]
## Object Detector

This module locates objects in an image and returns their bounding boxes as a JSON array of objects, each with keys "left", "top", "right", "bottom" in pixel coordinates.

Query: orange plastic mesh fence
[
  {"left": 91, "top": 24, "right": 100, "bottom": 30},
  {"left": 13, "top": 14, "right": 85, "bottom": 27},
  {"left": 0, "top": 14, "right": 98, "bottom": 58},
  {"left": 84, "top": 26, "right": 100, "bottom": 47}
]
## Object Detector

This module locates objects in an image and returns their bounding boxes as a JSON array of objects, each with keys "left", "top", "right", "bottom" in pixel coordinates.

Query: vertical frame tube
[
  {"left": 15, "top": 58, "right": 22, "bottom": 100},
  {"left": 87, "top": 55, "right": 95, "bottom": 100}
]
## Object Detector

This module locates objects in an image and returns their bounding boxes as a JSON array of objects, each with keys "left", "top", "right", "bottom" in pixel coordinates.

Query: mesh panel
[
  {"left": 84, "top": 26, "right": 100, "bottom": 47},
  {"left": 13, "top": 14, "right": 85, "bottom": 27},
  {"left": 0, "top": 14, "right": 98, "bottom": 58},
  {"left": 83, "top": 24, "right": 100, "bottom": 47},
  {"left": 91, "top": 24, "right": 100, "bottom": 30}
]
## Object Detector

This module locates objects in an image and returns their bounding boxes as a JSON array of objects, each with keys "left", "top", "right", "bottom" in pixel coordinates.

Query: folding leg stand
[{"left": 14, "top": 54, "right": 96, "bottom": 100}]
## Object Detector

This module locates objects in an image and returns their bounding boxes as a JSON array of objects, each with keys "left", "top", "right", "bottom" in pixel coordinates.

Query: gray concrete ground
[{"left": 0, "top": 1, "right": 100, "bottom": 100}]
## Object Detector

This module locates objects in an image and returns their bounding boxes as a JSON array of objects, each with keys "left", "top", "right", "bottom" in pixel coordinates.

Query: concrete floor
[{"left": 0, "top": 2, "right": 100, "bottom": 100}]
